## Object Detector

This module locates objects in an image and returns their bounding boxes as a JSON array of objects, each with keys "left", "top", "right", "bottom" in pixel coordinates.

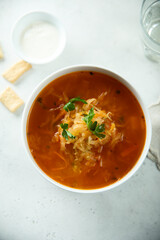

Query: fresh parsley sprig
[
  {"left": 83, "top": 107, "right": 95, "bottom": 125},
  {"left": 92, "top": 123, "right": 106, "bottom": 139},
  {"left": 63, "top": 97, "right": 87, "bottom": 112},
  {"left": 83, "top": 108, "right": 106, "bottom": 139},
  {"left": 60, "top": 123, "right": 76, "bottom": 140}
]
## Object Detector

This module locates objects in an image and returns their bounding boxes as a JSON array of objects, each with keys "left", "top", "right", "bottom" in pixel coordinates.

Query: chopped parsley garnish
[
  {"left": 83, "top": 108, "right": 106, "bottom": 139},
  {"left": 83, "top": 107, "right": 95, "bottom": 125},
  {"left": 60, "top": 123, "right": 76, "bottom": 140},
  {"left": 63, "top": 97, "right": 87, "bottom": 112},
  {"left": 92, "top": 123, "right": 106, "bottom": 139}
]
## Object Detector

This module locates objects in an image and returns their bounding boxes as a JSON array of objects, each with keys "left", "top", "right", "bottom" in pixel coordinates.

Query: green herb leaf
[
  {"left": 62, "top": 129, "right": 69, "bottom": 140},
  {"left": 89, "top": 121, "right": 97, "bottom": 131},
  {"left": 92, "top": 123, "right": 106, "bottom": 138},
  {"left": 83, "top": 108, "right": 106, "bottom": 139},
  {"left": 63, "top": 97, "right": 87, "bottom": 112},
  {"left": 83, "top": 107, "right": 95, "bottom": 125},
  {"left": 66, "top": 130, "right": 76, "bottom": 139},
  {"left": 96, "top": 123, "right": 105, "bottom": 133},
  {"left": 63, "top": 102, "right": 75, "bottom": 112},
  {"left": 60, "top": 123, "right": 76, "bottom": 140},
  {"left": 60, "top": 123, "right": 68, "bottom": 130},
  {"left": 94, "top": 132, "right": 106, "bottom": 139},
  {"left": 70, "top": 97, "right": 87, "bottom": 104}
]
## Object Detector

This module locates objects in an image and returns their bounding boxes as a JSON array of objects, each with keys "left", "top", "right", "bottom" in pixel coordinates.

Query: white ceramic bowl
[
  {"left": 12, "top": 11, "right": 66, "bottom": 64},
  {"left": 22, "top": 65, "right": 152, "bottom": 193}
]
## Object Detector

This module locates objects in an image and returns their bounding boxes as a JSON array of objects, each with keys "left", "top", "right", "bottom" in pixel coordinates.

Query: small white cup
[{"left": 12, "top": 11, "right": 66, "bottom": 64}]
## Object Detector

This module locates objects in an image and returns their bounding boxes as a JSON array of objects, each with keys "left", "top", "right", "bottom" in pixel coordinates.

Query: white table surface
[{"left": 0, "top": 0, "right": 160, "bottom": 239}]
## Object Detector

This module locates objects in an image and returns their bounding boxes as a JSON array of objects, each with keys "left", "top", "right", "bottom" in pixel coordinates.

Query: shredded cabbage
[{"left": 53, "top": 95, "right": 123, "bottom": 169}]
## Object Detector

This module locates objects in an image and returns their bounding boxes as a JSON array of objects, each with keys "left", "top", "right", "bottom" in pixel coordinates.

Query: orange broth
[{"left": 27, "top": 71, "right": 146, "bottom": 189}]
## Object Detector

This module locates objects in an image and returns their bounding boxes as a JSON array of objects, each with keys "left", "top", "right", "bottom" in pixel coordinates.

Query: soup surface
[{"left": 27, "top": 71, "right": 146, "bottom": 190}]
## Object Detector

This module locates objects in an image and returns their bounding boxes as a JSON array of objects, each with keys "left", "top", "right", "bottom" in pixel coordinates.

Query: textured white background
[{"left": 0, "top": 0, "right": 160, "bottom": 240}]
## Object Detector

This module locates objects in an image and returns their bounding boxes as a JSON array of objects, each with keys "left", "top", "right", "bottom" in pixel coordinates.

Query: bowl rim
[
  {"left": 22, "top": 64, "right": 152, "bottom": 193},
  {"left": 11, "top": 10, "right": 66, "bottom": 65}
]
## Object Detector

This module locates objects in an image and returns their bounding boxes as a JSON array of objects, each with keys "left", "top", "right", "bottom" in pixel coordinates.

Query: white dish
[
  {"left": 22, "top": 65, "right": 152, "bottom": 193},
  {"left": 12, "top": 11, "right": 66, "bottom": 65}
]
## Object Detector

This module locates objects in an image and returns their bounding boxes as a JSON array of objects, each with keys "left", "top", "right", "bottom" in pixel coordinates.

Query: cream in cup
[{"left": 12, "top": 11, "right": 66, "bottom": 64}]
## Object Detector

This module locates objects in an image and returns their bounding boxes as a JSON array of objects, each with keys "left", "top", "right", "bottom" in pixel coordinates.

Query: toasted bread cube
[
  {"left": 0, "top": 87, "right": 24, "bottom": 112},
  {"left": 2, "top": 60, "right": 32, "bottom": 83}
]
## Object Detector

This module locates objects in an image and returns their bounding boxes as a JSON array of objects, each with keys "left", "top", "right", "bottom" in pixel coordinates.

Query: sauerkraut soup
[{"left": 26, "top": 71, "right": 146, "bottom": 190}]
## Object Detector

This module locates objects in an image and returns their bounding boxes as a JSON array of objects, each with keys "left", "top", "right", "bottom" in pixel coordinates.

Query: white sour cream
[{"left": 21, "top": 21, "right": 60, "bottom": 60}]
